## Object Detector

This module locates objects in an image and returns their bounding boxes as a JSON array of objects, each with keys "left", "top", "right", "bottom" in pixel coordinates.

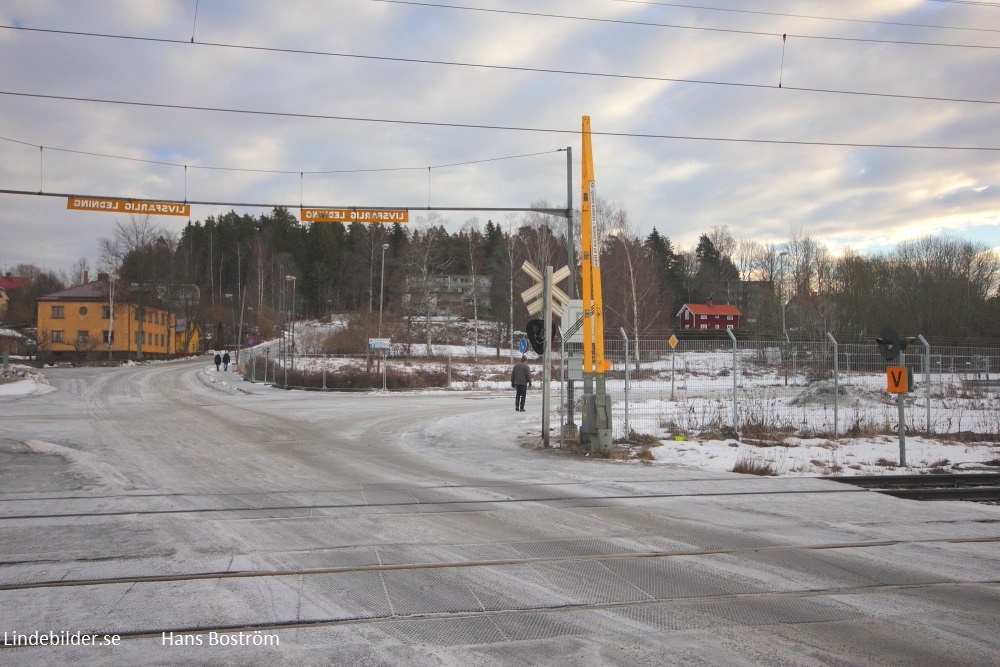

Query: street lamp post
[
  {"left": 285, "top": 276, "right": 296, "bottom": 372},
  {"left": 379, "top": 243, "right": 390, "bottom": 391},
  {"left": 379, "top": 243, "right": 389, "bottom": 337},
  {"left": 224, "top": 293, "right": 234, "bottom": 351}
]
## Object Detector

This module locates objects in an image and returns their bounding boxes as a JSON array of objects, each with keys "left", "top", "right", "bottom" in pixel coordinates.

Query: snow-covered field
[{"left": 213, "top": 320, "right": 1000, "bottom": 479}]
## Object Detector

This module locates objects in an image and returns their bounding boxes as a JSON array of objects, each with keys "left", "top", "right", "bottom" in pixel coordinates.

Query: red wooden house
[{"left": 676, "top": 299, "right": 742, "bottom": 331}]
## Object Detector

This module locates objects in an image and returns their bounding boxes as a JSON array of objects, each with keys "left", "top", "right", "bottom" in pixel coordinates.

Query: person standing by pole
[{"left": 511, "top": 355, "right": 532, "bottom": 412}]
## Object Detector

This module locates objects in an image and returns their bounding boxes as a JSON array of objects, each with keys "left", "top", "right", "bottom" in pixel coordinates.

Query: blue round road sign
[{"left": 518, "top": 338, "right": 528, "bottom": 354}]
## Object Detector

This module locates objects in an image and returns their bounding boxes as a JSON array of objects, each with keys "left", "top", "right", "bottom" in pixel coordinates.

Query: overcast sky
[{"left": 2, "top": 0, "right": 999, "bottom": 276}]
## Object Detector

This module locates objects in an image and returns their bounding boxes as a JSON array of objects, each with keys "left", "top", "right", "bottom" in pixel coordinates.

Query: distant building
[
  {"left": 0, "top": 272, "right": 31, "bottom": 292},
  {"left": 35, "top": 273, "right": 201, "bottom": 362},
  {"left": 676, "top": 298, "right": 742, "bottom": 330},
  {"left": 0, "top": 272, "right": 31, "bottom": 321},
  {"left": 403, "top": 274, "right": 492, "bottom": 316}
]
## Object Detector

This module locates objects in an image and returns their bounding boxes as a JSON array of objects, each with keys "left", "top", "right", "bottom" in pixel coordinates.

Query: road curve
[{"left": 1, "top": 359, "right": 998, "bottom": 666}]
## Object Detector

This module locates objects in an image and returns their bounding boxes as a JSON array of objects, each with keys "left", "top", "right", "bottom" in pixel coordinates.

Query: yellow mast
[{"left": 580, "top": 116, "right": 606, "bottom": 375}]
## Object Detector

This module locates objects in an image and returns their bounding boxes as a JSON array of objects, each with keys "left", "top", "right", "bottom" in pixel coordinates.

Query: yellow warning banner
[
  {"left": 67, "top": 197, "right": 190, "bottom": 216},
  {"left": 301, "top": 208, "right": 408, "bottom": 223}
]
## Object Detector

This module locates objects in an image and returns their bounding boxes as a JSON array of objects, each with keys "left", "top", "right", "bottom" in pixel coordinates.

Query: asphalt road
[{"left": 1, "top": 358, "right": 998, "bottom": 666}]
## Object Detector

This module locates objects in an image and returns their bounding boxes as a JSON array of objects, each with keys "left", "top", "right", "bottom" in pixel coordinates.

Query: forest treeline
[{"left": 6, "top": 200, "right": 999, "bottom": 346}]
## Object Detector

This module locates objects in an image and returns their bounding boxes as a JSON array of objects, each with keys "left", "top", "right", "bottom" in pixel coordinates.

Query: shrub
[{"left": 732, "top": 451, "right": 776, "bottom": 476}]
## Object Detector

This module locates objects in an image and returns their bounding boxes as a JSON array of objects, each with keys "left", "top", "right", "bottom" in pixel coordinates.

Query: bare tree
[
  {"left": 405, "top": 213, "right": 451, "bottom": 355},
  {"left": 70, "top": 257, "right": 91, "bottom": 285},
  {"left": 461, "top": 218, "right": 482, "bottom": 361},
  {"left": 98, "top": 214, "right": 170, "bottom": 360}
]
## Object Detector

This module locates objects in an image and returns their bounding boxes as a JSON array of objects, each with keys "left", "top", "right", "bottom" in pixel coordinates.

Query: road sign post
[
  {"left": 876, "top": 327, "right": 913, "bottom": 467},
  {"left": 669, "top": 334, "right": 678, "bottom": 401}
]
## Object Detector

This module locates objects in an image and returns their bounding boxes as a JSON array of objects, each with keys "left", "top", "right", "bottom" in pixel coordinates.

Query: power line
[
  {"left": 926, "top": 0, "right": 1000, "bottom": 6},
  {"left": 3, "top": 25, "right": 1000, "bottom": 106},
  {"left": 2, "top": 89, "right": 999, "bottom": 151},
  {"left": 0, "top": 188, "right": 571, "bottom": 217},
  {"left": 611, "top": 0, "right": 1000, "bottom": 34},
  {"left": 370, "top": 0, "right": 1000, "bottom": 50},
  {"left": 0, "top": 134, "right": 561, "bottom": 176}
]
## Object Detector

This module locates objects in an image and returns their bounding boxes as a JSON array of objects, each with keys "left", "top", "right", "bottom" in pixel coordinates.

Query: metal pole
[
  {"left": 379, "top": 243, "right": 389, "bottom": 337},
  {"left": 559, "top": 326, "right": 565, "bottom": 448},
  {"left": 727, "top": 329, "right": 738, "bottom": 436},
  {"left": 826, "top": 332, "right": 838, "bottom": 438},
  {"left": 621, "top": 327, "right": 629, "bottom": 440},
  {"left": 779, "top": 251, "right": 788, "bottom": 386},
  {"left": 898, "top": 350, "right": 907, "bottom": 467},
  {"left": 563, "top": 146, "right": 576, "bottom": 299},
  {"left": 670, "top": 344, "right": 676, "bottom": 401},
  {"left": 542, "top": 266, "right": 553, "bottom": 447},
  {"left": 563, "top": 146, "right": 577, "bottom": 440},
  {"left": 918, "top": 334, "right": 931, "bottom": 433}
]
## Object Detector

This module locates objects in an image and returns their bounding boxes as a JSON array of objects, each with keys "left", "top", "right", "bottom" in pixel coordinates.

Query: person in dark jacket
[
  {"left": 222, "top": 351, "right": 231, "bottom": 371},
  {"left": 511, "top": 355, "right": 532, "bottom": 412},
  {"left": 214, "top": 352, "right": 222, "bottom": 371}
]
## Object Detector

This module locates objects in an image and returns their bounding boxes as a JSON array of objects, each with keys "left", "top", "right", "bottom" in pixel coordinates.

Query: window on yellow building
[
  {"left": 103, "top": 331, "right": 113, "bottom": 343},
  {"left": 76, "top": 330, "right": 89, "bottom": 342},
  {"left": 51, "top": 330, "right": 64, "bottom": 342},
  {"left": 51, "top": 305, "right": 64, "bottom": 319},
  {"left": 102, "top": 306, "right": 111, "bottom": 319}
]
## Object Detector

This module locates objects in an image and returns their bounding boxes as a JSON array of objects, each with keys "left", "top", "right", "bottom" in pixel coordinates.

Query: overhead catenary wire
[
  {"left": 2, "top": 90, "right": 999, "bottom": 151},
  {"left": 3, "top": 25, "right": 1000, "bottom": 107},
  {"left": 0, "top": 134, "right": 563, "bottom": 177},
  {"left": 611, "top": 0, "right": 1000, "bottom": 34},
  {"left": 372, "top": 0, "right": 1000, "bottom": 50}
]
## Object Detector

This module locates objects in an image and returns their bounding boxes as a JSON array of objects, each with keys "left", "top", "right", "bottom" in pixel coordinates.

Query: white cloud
[{"left": 1, "top": 0, "right": 999, "bottom": 273}]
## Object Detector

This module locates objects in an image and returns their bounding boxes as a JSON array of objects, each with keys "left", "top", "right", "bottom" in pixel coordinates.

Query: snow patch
[
  {"left": 0, "top": 365, "right": 55, "bottom": 397},
  {"left": 24, "top": 439, "right": 135, "bottom": 490}
]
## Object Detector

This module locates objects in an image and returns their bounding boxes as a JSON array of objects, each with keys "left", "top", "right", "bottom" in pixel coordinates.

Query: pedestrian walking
[
  {"left": 222, "top": 351, "right": 231, "bottom": 371},
  {"left": 511, "top": 354, "right": 532, "bottom": 412},
  {"left": 214, "top": 352, "right": 222, "bottom": 371}
]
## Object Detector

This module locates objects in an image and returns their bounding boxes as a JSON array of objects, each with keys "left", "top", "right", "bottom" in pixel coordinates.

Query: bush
[{"left": 732, "top": 451, "right": 776, "bottom": 476}]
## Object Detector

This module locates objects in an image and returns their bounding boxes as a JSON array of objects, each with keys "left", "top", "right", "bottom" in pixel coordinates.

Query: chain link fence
[
  {"left": 237, "top": 336, "right": 1000, "bottom": 440},
  {"left": 597, "top": 336, "right": 1000, "bottom": 440}
]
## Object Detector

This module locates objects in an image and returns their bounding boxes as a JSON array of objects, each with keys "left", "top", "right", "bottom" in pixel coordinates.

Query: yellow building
[{"left": 36, "top": 273, "right": 200, "bottom": 362}]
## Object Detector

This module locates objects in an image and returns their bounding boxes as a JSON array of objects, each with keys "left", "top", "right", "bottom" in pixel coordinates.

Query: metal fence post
[
  {"left": 322, "top": 366, "right": 327, "bottom": 390},
  {"left": 826, "top": 332, "right": 838, "bottom": 438},
  {"left": 726, "top": 329, "right": 738, "bottom": 436},
  {"left": 918, "top": 334, "right": 931, "bottom": 433},
  {"left": 898, "top": 349, "right": 907, "bottom": 467},
  {"left": 559, "top": 326, "right": 565, "bottom": 449},
  {"left": 621, "top": 327, "right": 629, "bottom": 440}
]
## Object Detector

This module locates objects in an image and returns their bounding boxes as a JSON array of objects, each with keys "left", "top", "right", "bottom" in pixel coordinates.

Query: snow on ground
[
  {"left": 11, "top": 322, "right": 999, "bottom": 479},
  {"left": 0, "top": 364, "right": 55, "bottom": 397},
  {"left": 647, "top": 434, "right": 1000, "bottom": 478}
]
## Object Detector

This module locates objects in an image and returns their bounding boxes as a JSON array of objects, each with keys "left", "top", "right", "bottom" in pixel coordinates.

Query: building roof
[
  {"left": 36, "top": 277, "right": 166, "bottom": 307},
  {"left": 0, "top": 327, "right": 26, "bottom": 340},
  {"left": 678, "top": 302, "right": 742, "bottom": 317},
  {"left": 36, "top": 279, "right": 113, "bottom": 302},
  {"left": 0, "top": 273, "right": 31, "bottom": 290}
]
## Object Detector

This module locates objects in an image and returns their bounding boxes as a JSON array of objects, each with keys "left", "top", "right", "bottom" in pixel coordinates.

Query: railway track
[{"left": 831, "top": 472, "right": 1000, "bottom": 502}]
